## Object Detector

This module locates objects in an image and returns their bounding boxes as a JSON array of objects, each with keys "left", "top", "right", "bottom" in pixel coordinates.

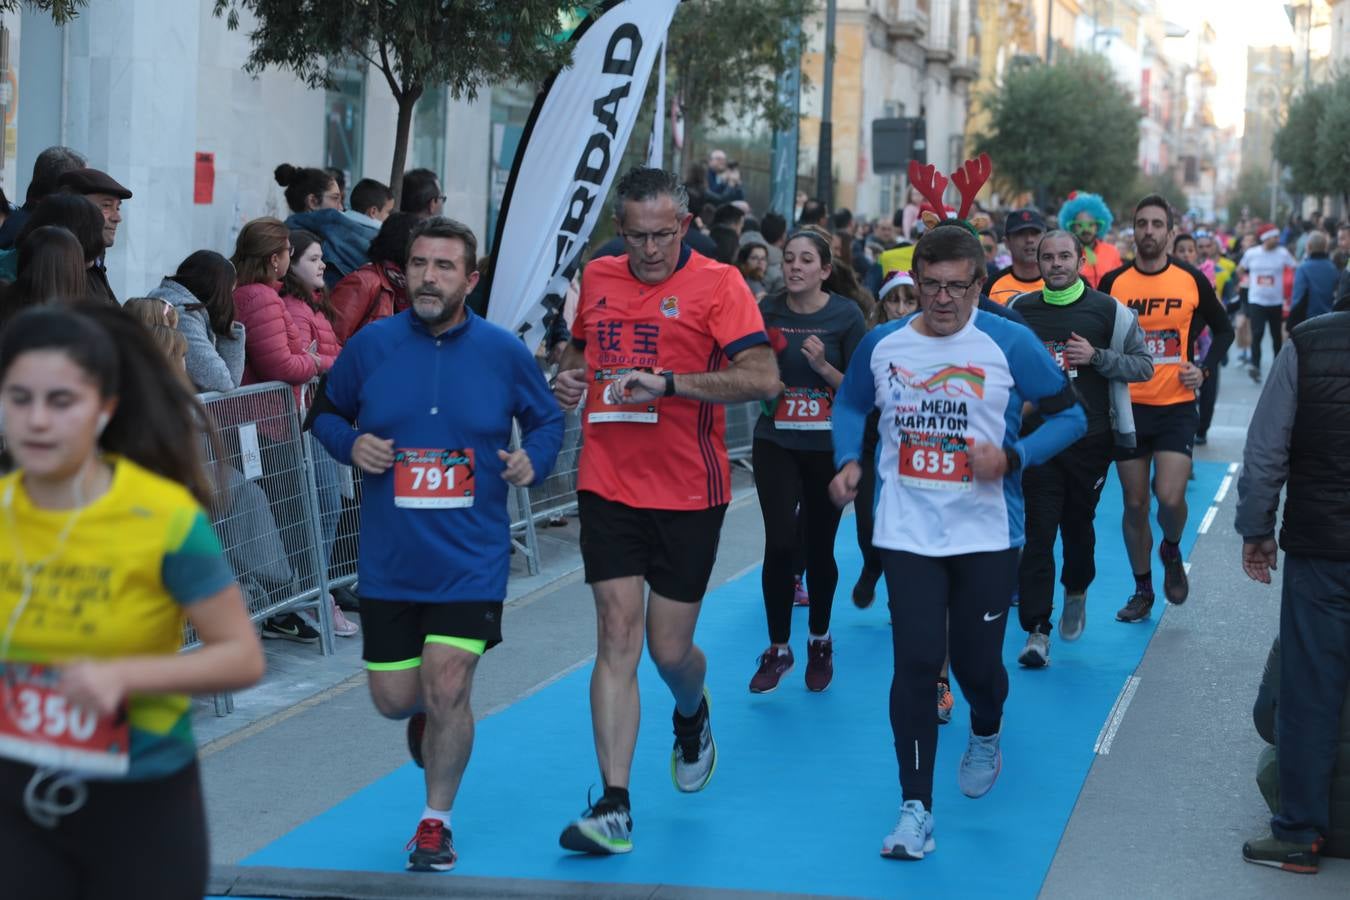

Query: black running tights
[
  {"left": 0, "top": 758, "right": 208, "bottom": 900},
  {"left": 882, "top": 547, "right": 1019, "bottom": 810},
  {"left": 753, "top": 438, "right": 842, "bottom": 644}
]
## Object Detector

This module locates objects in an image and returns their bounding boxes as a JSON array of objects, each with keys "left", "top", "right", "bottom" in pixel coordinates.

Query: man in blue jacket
[
  {"left": 313, "top": 216, "right": 563, "bottom": 873},
  {"left": 1289, "top": 230, "right": 1338, "bottom": 327}
]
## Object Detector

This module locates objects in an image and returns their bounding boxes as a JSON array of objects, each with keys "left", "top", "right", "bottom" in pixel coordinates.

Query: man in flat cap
[{"left": 59, "top": 167, "right": 132, "bottom": 305}]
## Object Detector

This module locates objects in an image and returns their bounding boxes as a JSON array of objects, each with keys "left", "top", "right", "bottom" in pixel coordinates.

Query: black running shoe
[
  {"left": 407, "top": 712, "right": 426, "bottom": 769},
  {"left": 852, "top": 566, "right": 882, "bottom": 609},
  {"left": 261, "top": 613, "right": 319, "bottom": 643},
  {"left": 405, "top": 818, "right": 456, "bottom": 871},
  {"left": 1160, "top": 542, "right": 1189, "bottom": 604},
  {"left": 559, "top": 796, "right": 633, "bottom": 855},
  {"left": 1242, "top": 835, "right": 1321, "bottom": 874},
  {"left": 1115, "top": 592, "right": 1154, "bottom": 623}
]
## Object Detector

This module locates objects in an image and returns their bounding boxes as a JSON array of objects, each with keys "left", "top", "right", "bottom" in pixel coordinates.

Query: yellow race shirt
[{"left": 0, "top": 458, "right": 235, "bottom": 779}]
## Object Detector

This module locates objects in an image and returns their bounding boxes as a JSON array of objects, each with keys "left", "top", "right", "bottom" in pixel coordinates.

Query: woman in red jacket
[
  {"left": 281, "top": 229, "right": 358, "bottom": 638},
  {"left": 329, "top": 212, "right": 418, "bottom": 343},
  {"left": 231, "top": 217, "right": 325, "bottom": 643}
]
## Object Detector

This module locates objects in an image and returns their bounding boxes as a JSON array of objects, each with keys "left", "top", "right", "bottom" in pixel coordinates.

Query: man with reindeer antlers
[{"left": 831, "top": 155, "right": 1086, "bottom": 862}]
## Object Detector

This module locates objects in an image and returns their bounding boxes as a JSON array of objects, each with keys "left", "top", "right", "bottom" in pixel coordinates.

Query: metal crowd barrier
[{"left": 188, "top": 383, "right": 762, "bottom": 715}]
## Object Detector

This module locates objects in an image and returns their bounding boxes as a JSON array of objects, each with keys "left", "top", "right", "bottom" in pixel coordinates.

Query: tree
[
  {"left": 1119, "top": 169, "right": 1188, "bottom": 223},
  {"left": 1227, "top": 166, "right": 1278, "bottom": 226},
  {"left": 0, "top": 0, "right": 84, "bottom": 21},
  {"left": 1274, "top": 81, "right": 1329, "bottom": 199},
  {"left": 972, "top": 53, "right": 1141, "bottom": 209},
  {"left": 212, "top": 0, "right": 591, "bottom": 200},
  {"left": 663, "top": 0, "right": 817, "bottom": 176},
  {"left": 1311, "top": 74, "right": 1350, "bottom": 210}
]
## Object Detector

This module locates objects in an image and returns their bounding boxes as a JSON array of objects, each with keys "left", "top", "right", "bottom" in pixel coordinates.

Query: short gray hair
[
  {"left": 1307, "top": 230, "right": 1330, "bottom": 255},
  {"left": 612, "top": 166, "right": 689, "bottom": 223},
  {"left": 407, "top": 215, "right": 478, "bottom": 271},
  {"left": 1037, "top": 229, "right": 1083, "bottom": 258}
]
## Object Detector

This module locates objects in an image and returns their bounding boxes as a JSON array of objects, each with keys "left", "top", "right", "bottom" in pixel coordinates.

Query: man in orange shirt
[
  {"left": 552, "top": 167, "right": 779, "bottom": 855},
  {"left": 1098, "top": 195, "right": 1233, "bottom": 623},
  {"left": 985, "top": 208, "right": 1045, "bottom": 304}
]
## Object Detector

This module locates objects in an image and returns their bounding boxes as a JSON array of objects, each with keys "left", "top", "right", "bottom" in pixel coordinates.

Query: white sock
[
  {"left": 809, "top": 631, "right": 830, "bottom": 643},
  {"left": 421, "top": 806, "right": 451, "bottom": 827}
]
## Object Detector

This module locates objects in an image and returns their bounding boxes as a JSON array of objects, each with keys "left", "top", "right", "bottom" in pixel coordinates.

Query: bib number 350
[{"left": 0, "top": 663, "right": 130, "bottom": 776}]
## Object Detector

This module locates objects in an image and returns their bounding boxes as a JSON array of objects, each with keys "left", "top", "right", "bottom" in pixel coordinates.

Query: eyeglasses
[
  {"left": 622, "top": 229, "right": 680, "bottom": 248},
  {"left": 917, "top": 278, "right": 976, "bottom": 298}
]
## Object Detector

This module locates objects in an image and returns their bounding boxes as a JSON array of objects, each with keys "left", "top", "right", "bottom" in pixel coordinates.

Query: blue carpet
[{"left": 239, "top": 461, "right": 1230, "bottom": 899}]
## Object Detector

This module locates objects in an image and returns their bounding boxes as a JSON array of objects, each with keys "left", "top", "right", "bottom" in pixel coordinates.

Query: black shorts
[
  {"left": 1114, "top": 402, "right": 1200, "bottom": 460},
  {"left": 578, "top": 490, "right": 728, "bottom": 603},
  {"left": 359, "top": 597, "right": 503, "bottom": 668}
]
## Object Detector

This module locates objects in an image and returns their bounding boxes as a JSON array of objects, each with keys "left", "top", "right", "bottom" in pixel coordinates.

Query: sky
[{"left": 1169, "top": 0, "right": 1298, "bottom": 131}]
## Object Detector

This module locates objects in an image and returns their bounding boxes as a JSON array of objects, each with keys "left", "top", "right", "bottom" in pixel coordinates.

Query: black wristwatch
[
  {"left": 1004, "top": 447, "right": 1021, "bottom": 474},
  {"left": 663, "top": 370, "right": 677, "bottom": 397}
]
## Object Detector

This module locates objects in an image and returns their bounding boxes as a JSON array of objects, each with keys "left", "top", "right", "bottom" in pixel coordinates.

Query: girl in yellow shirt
[{"left": 0, "top": 304, "right": 264, "bottom": 899}]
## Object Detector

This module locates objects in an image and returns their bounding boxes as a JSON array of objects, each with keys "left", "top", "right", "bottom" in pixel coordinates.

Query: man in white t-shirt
[{"left": 1237, "top": 227, "right": 1296, "bottom": 382}]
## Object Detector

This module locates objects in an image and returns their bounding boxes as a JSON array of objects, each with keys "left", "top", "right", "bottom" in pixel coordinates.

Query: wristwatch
[
  {"left": 1004, "top": 447, "right": 1022, "bottom": 474},
  {"left": 663, "top": 370, "right": 677, "bottom": 397}
]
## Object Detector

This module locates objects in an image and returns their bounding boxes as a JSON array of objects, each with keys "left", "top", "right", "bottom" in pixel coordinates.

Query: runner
[
  {"left": 830, "top": 225, "right": 1086, "bottom": 861},
  {"left": 0, "top": 305, "right": 264, "bottom": 899},
  {"left": 311, "top": 216, "right": 563, "bottom": 872},
  {"left": 1007, "top": 230, "right": 1153, "bottom": 666},
  {"left": 551, "top": 167, "right": 778, "bottom": 855},
  {"left": 1098, "top": 195, "right": 1234, "bottom": 622},
  {"left": 1236, "top": 225, "right": 1296, "bottom": 383},
  {"left": 985, "top": 208, "right": 1046, "bottom": 305},
  {"left": 749, "top": 230, "right": 865, "bottom": 694},
  {"left": 1058, "top": 191, "right": 1123, "bottom": 289}
]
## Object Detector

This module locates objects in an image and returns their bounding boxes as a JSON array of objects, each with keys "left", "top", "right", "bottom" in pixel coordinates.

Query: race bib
[
  {"left": 393, "top": 448, "right": 475, "bottom": 509},
  {"left": 1043, "top": 340, "right": 1078, "bottom": 379},
  {"left": 1144, "top": 329, "right": 1182, "bottom": 365},
  {"left": 774, "top": 386, "right": 833, "bottom": 431},
  {"left": 898, "top": 431, "right": 973, "bottom": 492},
  {"left": 1256, "top": 274, "right": 1275, "bottom": 287},
  {"left": 588, "top": 368, "right": 658, "bottom": 424},
  {"left": 0, "top": 663, "right": 130, "bottom": 776}
]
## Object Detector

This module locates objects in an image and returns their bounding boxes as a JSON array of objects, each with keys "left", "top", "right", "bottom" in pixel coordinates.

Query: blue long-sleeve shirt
[
  {"left": 833, "top": 306, "right": 1085, "bottom": 556},
  {"left": 313, "top": 309, "right": 563, "bottom": 602},
  {"left": 1292, "top": 254, "right": 1339, "bottom": 322}
]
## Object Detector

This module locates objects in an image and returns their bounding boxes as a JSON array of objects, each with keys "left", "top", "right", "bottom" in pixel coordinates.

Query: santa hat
[{"left": 879, "top": 270, "right": 915, "bottom": 299}]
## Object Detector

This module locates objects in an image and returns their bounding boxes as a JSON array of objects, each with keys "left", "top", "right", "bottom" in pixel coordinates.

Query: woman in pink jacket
[
  {"left": 279, "top": 228, "right": 359, "bottom": 638},
  {"left": 230, "top": 218, "right": 332, "bottom": 643}
]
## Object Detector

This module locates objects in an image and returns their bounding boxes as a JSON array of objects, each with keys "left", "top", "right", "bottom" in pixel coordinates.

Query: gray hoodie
[{"left": 146, "top": 277, "right": 246, "bottom": 393}]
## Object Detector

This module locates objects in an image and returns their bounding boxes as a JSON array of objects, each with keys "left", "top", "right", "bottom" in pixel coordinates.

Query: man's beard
[
  {"left": 412, "top": 287, "right": 465, "bottom": 326},
  {"left": 1136, "top": 238, "right": 1163, "bottom": 261}
]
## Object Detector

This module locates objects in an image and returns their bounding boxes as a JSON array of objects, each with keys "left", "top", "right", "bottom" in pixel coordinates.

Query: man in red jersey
[{"left": 552, "top": 167, "right": 779, "bottom": 855}]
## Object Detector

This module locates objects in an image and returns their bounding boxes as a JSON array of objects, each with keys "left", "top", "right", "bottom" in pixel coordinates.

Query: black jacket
[{"left": 1282, "top": 312, "right": 1350, "bottom": 558}]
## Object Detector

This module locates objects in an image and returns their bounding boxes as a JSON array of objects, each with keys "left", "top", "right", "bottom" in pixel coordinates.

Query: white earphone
[{"left": 96, "top": 412, "right": 110, "bottom": 435}]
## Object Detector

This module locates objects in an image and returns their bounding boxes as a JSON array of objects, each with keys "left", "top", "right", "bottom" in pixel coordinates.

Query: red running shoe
[{"left": 406, "top": 818, "right": 456, "bottom": 871}]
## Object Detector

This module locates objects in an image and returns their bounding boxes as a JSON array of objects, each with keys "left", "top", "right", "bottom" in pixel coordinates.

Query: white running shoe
[
  {"left": 881, "top": 800, "right": 935, "bottom": 860},
  {"left": 958, "top": 730, "right": 1003, "bottom": 798}
]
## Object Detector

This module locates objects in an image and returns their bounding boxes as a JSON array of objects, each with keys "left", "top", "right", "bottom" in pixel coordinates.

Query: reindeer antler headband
[{"left": 908, "top": 153, "right": 994, "bottom": 236}]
